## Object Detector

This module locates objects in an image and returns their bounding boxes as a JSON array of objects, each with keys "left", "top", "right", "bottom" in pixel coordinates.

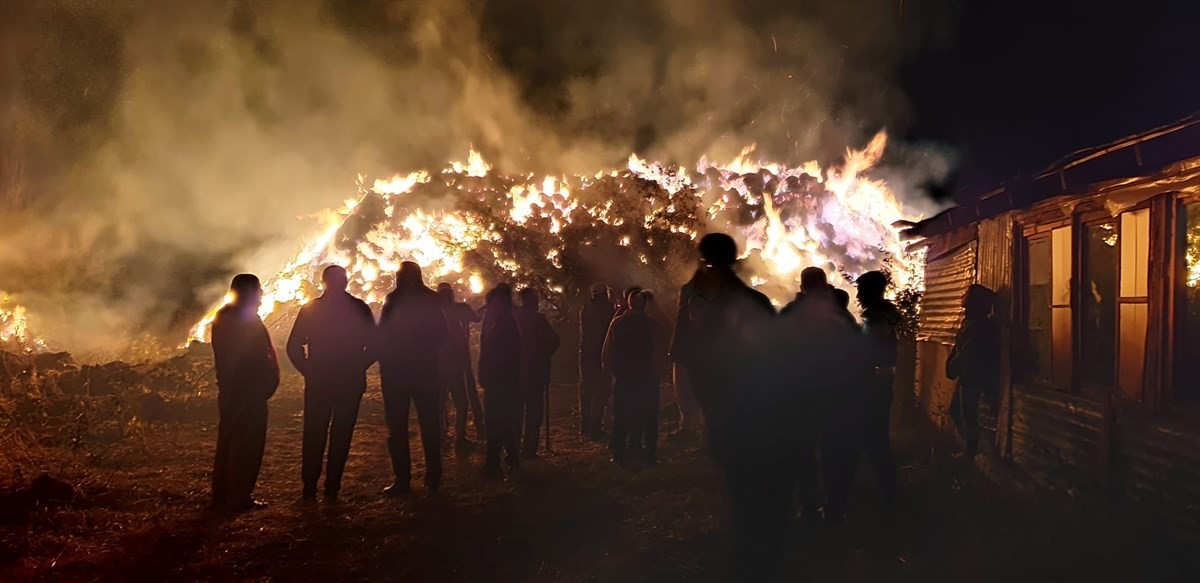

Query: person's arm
[
  {"left": 602, "top": 318, "right": 619, "bottom": 372},
  {"left": 285, "top": 306, "right": 310, "bottom": 377},
  {"left": 256, "top": 321, "right": 281, "bottom": 400},
  {"left": 356, "top": 300, "right": 378, "bottom": 369}
]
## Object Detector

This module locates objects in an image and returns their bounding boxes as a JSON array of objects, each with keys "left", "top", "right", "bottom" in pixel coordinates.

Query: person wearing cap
[
  {"left": 579, "top": 283, "right": 615, "bottom": 438},
  {"left": 286, "top": 265, "right": 376, "bottom": 500},
  {"left": 672, "top": 233, "right": 784, "bottom": 580},
  {"left": 436, "top": 282, "right": 485, "bottom": 449},
  {"left": 946, "top": 284, "right": 1001, "bottom": 458},
  {"left": 211, "top": 273, "right": 280, "bottom": 512},
  {"left": 848, "top": 270, "right": 900, "bottom": 515},
  {"left": 515, "top": 287, "right": 560, "bottom": 458},
  {"left": 378, "top": 261, "right": 449, "bottom": 495}
]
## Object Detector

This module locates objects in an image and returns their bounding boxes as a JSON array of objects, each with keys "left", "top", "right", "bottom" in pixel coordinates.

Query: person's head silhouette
[
  {"left": 396, "top": 261, "right": 424, "bottom": 293},
  {"left": 629, "top": 291, "right": 647, "bottom": 313},
  {"left": 855, "top": 271, "right": 888, "bottom": 305},
  {"left": 322, "top": 265, "right": 349, "bottom": 294},
  {"left": 698, "top": 233, "right": 737, "bottom": 267},
  {"left": 833, "top": 287, "right": 851, "bottom": 311},
  {"left": 230, "top": 273, "right": 263, "bottom": 311},
  {"left": 519, "top": 287, "right": 539, "bottom": 311},
  {"left": 436, "top": 282, "right": 455, "bottom": 303},
  {"left": 963, "top": 284, "right": 996, "bottom": 319},
  {"left": 800, "top": 266, "right": 828, "bottom": 293}
]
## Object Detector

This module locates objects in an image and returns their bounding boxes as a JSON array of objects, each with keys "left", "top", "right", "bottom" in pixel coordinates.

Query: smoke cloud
[{"left": 0, "top": 0, "right": 954, "bottom": 357}]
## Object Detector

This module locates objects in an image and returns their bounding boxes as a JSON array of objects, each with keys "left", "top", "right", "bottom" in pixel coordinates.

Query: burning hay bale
[{"left": 187, "top": 135, "right": 927, "bottom": 344}]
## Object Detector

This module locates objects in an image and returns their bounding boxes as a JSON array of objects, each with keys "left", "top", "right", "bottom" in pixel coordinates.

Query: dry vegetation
[{"left": 1, "top": 353, "right": 1196, "bottom": 582}]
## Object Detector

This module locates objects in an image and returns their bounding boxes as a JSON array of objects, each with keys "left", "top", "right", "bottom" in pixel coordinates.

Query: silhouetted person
[
  {"left": 378, "top": 261, "right": 448, "bottom": 495},
  {"left": 579, "top": 283, "right": 615, "bottom": 438},
  {"left": 211, "top": 274, "right": 279, "bottom": 512},
  {"left": 479, "top": 284, "right": 523, "bottom": 477},
  {"left": 516, "top": 287, "right": 560, "bottom": 458},
  {"left": 437, "top": 282, "right": 485, "bottom": 448},
  {"left": 849, "top": 270, "right": 900, "bottom": 513},
  {"left": 832, "top": 287, "right": 858, "bottom": 325},
  {"left": 614, "top": 285, "right": 643, "bottom": 317},
  {"left": 603, "top": 291, "right": 660, "bottom": 463},
  {"left": 674, "top": 234, "right": 783, "bottom": 579},
  {"left": 286, "top": 266, "right": 375, "bottom": 500},
  {"left": 947, "top": 284, "right": 1001, "bottom": 458},
  {"left": 779, "top": 266, "right": 853, "bottom": 523},
  {"left": 642, "top": 291, "right": 674, "bottom": 405}
]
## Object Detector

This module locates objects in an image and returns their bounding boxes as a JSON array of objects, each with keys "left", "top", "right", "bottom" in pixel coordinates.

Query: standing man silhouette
[
  {"left": 378, "top": 262, "right": 448, "bottom": 495},
  {"left": 579, "top": 284, "right": 615, "bottom": 438},
  {"left": 479, "top": 284, "right": 523, "bottom": 477},
  {"left": 211, "top": 273, "right": 279, "bottom": 512},
  {"left": 516, "top": 288, "right": 560, "bottom": 458},
  {"left": 673, "top": 234, "right": 783, "bottom": 580},
  {"left": 437, "top": 282, "right": 485, "bottom": 448},
  {"left": 286, "top": 265, "right": 376, "bottom": 500},
  {"left": 603, "top": 291, "right": 660, "bottom": 463},
  {"left": 854, "top": 270, "right": 900, "bottom": 514}
]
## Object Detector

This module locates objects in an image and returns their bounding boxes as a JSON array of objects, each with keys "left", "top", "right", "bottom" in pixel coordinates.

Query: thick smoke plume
[{"left": 0, "top": 0, "right": 953, "bottom": 358}]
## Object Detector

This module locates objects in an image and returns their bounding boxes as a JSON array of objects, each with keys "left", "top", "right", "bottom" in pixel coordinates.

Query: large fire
[
  {"left": 0, "top": 292, "right": 42, "bottom": 352},
  {"left": 186, "top": 131, "right": 924, "bottom": 344}
]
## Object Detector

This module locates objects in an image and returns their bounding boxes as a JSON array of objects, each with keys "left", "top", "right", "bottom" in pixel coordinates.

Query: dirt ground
[{"left": 2, "top": 373, "right": 1197, "bottom": 582}]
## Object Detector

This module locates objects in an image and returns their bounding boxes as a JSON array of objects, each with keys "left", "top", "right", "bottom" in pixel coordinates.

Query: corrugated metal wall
[{"left": 918, "top": 242, "right": 977, "bottom": 345}]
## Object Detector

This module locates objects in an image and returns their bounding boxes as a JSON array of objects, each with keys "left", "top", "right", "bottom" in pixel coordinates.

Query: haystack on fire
[{"left": 176, "top": 131, "right": 924, "bottom": 346}]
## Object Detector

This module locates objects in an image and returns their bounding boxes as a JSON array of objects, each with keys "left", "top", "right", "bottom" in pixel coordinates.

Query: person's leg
[
  {"left": 465, "top": 368, "right": 486, "bottom": 439},
  {"left": 867, "top": 381, "right": 898, "bottom": 509},
  {"left": 590, "top": 374, "right": 612, "bottom": 435},
  {"left": 822, "top": 417, "right": 858, "bottom": 522},
  {"left": 212, "top": 398, "right": 234, "bottom": 507},
  {"left": 229, "top": 399, "right": 269, "bottom": 508},
  {"left": 301, "top": 389, "right": 333, "bottom": 497},
  {"left": 643, "top": 386, "right": 659, "bottom": 462},
  {"left": 324, "top": 392, "right": 363, "bottom": 496},
  {"left": 961, "top": 384, "right": 982, "bottom": 457},
  {"left": 447, "top": 371, "right": 470, "bottom": 442},
  {"left": 795, "top": 419, "right": 820, "bottom": 520},
  {"left": 726, "top": 463, "right": 784, "bottom": 581},
  {"left": 483, "top": 389, "right": 503, "bottom": 472},
  {"left": 412, "top": 383, "right": 443, "bottom": 491},
  {"left": 381, "top": 381, "right": 414, "bottom": 489},
  {"left": 579, "top": 367, "right": 593, "bottom": 435},
  {"left": 673, "top": 364, "right": 698, "bottom": 434},
  {"left": 522, "top": 381, "right": 545, "bottom": 457}
]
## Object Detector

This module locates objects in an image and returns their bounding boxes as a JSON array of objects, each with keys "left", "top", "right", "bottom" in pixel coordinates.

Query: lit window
[
  {"left": 1081, "top": 222, "right": 1118, "bottom": 387},
  {"left": 1118, "top": 208, "right": 1150, "bottom": 401},
  {"left": 1177, "top": 204, "right": 1200, "bottom": 402}
]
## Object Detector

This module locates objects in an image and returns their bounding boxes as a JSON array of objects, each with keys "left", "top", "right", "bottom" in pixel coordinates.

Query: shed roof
[{"left": 908, "top": 112, "right": 1200, "bottom": 238}]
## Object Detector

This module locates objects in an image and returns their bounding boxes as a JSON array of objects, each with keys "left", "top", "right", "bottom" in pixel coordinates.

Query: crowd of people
[{"left": 208, "top": 231, "right": 999, "bottom": 580}]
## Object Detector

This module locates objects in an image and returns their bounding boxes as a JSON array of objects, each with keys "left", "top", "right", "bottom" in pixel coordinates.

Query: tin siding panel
[{"left": 918, "top": 241, "right": 977, "bottom": 346}]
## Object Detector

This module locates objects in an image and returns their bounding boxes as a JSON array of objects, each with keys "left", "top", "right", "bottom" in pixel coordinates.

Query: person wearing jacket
[
  {"left": 286, "top": 265, "right": 376, "bottom": 500},
  {"left": 515, "top": 287, "right": 560, "bottom": 458},
  {"left": 603, "top": 291, "right": 659, "bottom": 463},
  {"left": 479, "top": 284, "right": 524, "bottom": 477},
  {"left": 211, "top": 273, "right": 280, "bottom": 512},
  {"left": 578, "top": 284, "right": 615, "bottom": 438},
  {"left": 378, "top": 262, "right": 449, "bottom": 495}
]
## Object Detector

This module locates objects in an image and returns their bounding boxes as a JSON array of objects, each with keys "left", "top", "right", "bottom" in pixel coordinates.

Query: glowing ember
[{"left": 187, "top": 135, "right": 927, "bottom": 344}]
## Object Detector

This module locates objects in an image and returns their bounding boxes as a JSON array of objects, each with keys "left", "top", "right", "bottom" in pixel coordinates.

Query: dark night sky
[{"left": 900, "top": 0, "right": 1200, "bottom": 198}]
